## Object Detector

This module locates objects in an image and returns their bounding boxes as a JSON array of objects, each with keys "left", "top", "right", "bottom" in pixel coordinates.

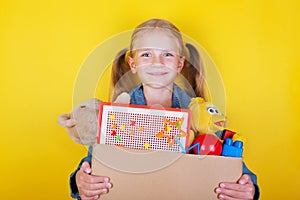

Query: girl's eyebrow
[
  {"left": 136, "top": 48, "right": 152, "bottom": 51},
  {"left": 161, "top": 49, "right": 177, "bottom": 53}
]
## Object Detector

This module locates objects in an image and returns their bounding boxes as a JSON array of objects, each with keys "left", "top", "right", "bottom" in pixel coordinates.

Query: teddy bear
[{"left": 57, "top": 93, "right": 130, "bottom": 145}]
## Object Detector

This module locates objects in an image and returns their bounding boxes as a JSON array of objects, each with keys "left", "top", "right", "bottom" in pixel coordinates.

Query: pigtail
[
  {"left": 112, "top": 48, "right": 130, "bottom": 86},
  {"left": 111, "top": 48, "right": 139, "bottom": 101},
  {"left": 111, "top": 48, "right": 130, "bottom": 100},
  {"left": 181, "top": 43, "right": 208, "bottom": 101}
]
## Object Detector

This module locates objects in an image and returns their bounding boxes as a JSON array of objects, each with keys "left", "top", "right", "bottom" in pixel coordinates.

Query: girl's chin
[{"left": 143, "top": 82, "right": 172, "bottom": 89}]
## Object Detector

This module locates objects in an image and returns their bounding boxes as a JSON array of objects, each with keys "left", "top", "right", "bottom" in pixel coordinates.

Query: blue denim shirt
[
  {"left": 69, "top": 83, "right": 260, "bottom": 199},
  {"left": 130, "top": 83, "right": 191, "bottom": 108}
]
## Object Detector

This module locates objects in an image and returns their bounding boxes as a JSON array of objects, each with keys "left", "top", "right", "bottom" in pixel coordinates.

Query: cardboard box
[{"left": 92, "top": 144, "right": 242, "bottom": 200}]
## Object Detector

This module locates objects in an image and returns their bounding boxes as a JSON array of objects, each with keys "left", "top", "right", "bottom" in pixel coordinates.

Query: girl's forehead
[{"left": 132, "top": 30, "right": 181, "bottom": 53}]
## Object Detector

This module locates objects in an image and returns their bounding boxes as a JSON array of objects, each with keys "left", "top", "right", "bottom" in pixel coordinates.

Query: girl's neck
[{"left": 143, "top": 84, "right": 173, "bottom": 108}]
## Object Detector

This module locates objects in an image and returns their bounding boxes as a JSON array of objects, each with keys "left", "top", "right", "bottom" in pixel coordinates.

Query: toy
[
  {"left": 215, "top": 129, "right": 236, "bottom": 140},
  {"left": 187, "top": 97, "right": 246, "bottom": 157},
  {"left": 57, "top": 92, "right": 131, "bottom": 145},
  {"left": 192, "top": 134, "right": 222, "bottom": 155},
  {"left": 187, "top": 97, "right": 225, "bottom": 155},
  {"left": 221, "top": 138, "right": 243, "bottom": 157},
  {"left": 58, "top": 94, "right": 242, "bottom": 156},
  {"left": 58, "top": 92, "right": 197, "bottom": 147},
  {"left": 97, "top": 102, "right": 191, "bottom": 152},
  {"left": 188, "top": 97, "right": 227, "bottom": 136},
  {"left": 57, "top": 98, "right": 101, "bottom": 145}
]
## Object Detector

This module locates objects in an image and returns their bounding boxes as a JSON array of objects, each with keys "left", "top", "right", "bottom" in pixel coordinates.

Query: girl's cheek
[
  {"left": 138, "top": 62, "right": 151, "bottom": 67},
  {"left": 164, "top": 61, "right": 180, "bottom": 70},
  {"left": 137, "top": 58, "right": 152, "bottom": 65}
]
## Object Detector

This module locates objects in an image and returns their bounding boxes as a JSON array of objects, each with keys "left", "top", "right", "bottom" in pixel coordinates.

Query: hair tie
[{"left": 125, "top": 50, "right": 130, "bottom": 63}]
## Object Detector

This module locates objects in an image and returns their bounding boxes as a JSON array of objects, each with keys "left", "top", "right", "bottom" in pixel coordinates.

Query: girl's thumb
[{"left": 82, "top": 162, "right": 92, "bottom": 174}]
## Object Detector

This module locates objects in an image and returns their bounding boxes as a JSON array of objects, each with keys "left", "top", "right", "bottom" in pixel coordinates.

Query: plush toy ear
[
  {"left": 57, "top": 113, "right": 82, "bottom": 143},
  {"left": 57, "top": 114, "right": 76, "bottom": 128},
  {"left": 114, "top": 92, "right": 131, "bottom": 104}
]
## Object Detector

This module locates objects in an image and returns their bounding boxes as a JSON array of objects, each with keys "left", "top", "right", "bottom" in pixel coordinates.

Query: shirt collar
[{"left": 133, "top": 83, "right": 186, "bottom": 108}]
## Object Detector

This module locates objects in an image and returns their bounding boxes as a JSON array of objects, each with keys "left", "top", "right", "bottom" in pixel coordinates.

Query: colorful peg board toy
[{"left": 97, "top": 102, "right": 191, "bottom": 152}]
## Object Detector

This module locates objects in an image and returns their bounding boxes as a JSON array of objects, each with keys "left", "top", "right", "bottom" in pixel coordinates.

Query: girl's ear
[
  {"left": 127, "top": 56, "right": 137, "bottom": 74},
  {"left": 177, "top": 56, "right": 185, "bottom": 72}
]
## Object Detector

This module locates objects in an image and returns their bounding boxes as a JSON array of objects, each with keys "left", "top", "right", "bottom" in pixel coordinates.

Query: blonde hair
[
  {"left": 112, "top": 18, "right": 207, "bottom": 101},
  {"left": 130, "top": 19, "right": 184, "bottom": 55}
]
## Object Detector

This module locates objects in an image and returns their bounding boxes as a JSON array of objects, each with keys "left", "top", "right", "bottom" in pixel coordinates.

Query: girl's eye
[
  {"left": 141, "top": 53, "right": 151, "bottom": 57},
  {"left": 164, "top": 52, "right": 174, "bottom": 57}
]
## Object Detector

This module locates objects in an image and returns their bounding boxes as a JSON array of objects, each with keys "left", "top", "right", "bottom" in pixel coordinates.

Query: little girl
[{"left": 70, "top": 19, "right": 259, "bottom": 200}]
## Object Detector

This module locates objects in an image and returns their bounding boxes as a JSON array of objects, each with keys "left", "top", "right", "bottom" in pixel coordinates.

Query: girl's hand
[
  {"left": 76, "top": 161, "right": 112, "bottom": 200},
  {"left": 215, "top": 174, "right": 255, "bottom": 200}
]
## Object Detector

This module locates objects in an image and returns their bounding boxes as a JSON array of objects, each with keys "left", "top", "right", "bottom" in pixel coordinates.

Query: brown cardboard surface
[{"left": 92, "top": 144, "right": 242, "bottom": 200}]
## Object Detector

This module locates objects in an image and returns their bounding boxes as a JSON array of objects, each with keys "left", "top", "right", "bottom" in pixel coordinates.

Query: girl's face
[{"left": 128, "top": 30, "right": 185, "bottom": 89}]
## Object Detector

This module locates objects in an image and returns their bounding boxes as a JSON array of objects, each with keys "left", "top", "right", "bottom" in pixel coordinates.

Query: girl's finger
[
  {"left": 219, "top": 182, "right": 247, "bottom": 192},
  {"left": 217, "top": 187, "right": 251, "bottom": 200}
]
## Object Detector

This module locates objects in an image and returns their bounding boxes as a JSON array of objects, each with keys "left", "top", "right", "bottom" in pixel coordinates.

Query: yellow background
[{"left": 1, "top": 0, "right": 299, "bottom": 199}]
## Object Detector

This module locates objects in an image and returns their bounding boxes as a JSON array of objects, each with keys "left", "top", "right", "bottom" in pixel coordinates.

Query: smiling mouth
[{"left": 147, "top": 72, "right": 168, "bottom": 76}]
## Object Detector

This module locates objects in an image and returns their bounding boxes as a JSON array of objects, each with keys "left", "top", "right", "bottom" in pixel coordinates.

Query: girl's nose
[{"left": 152, "top": 54, "right": 163, "bottom": 65}]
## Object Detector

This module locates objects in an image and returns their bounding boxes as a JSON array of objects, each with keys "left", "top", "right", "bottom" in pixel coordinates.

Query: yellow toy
[
  {"left": 188, "top": 97, "right": 245, "bottom": 143},
  {"left": 188, "top": 97, "right": 226, "bottom": 136}
]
